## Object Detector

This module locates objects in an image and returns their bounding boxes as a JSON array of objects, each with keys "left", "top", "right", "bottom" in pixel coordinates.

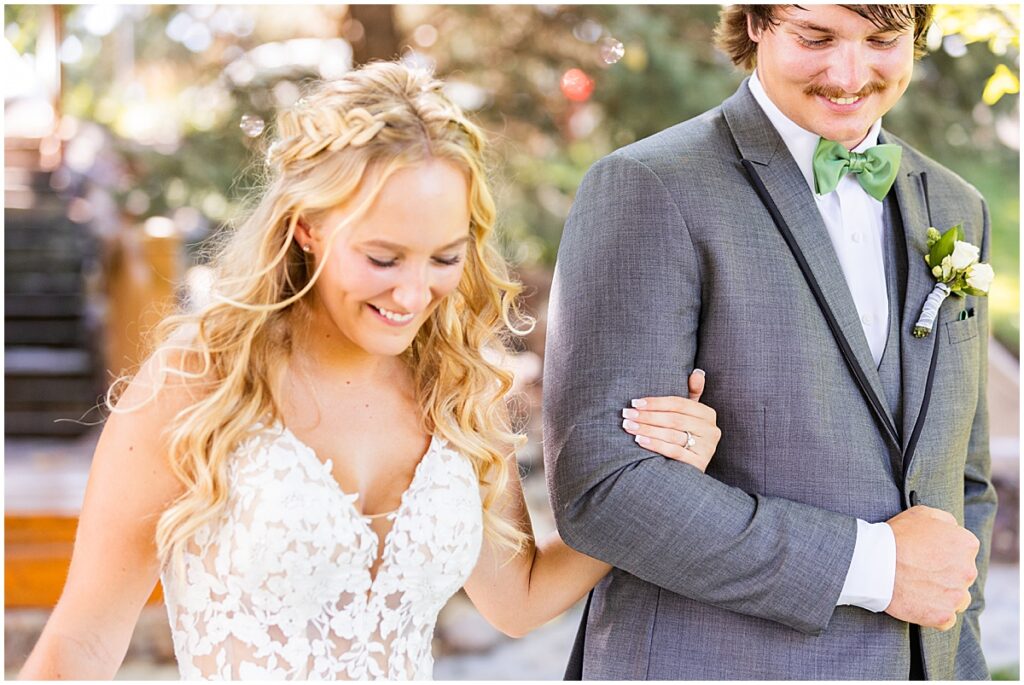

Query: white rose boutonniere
[
  {"left": 949, "top": 240, "right": 980, "bottom": 271},
  {"left": 966, "top": 262, "right": 995, "bottom": 292},
  {"left": 913, "top": 224, "right": 994, "bottom": 337}
]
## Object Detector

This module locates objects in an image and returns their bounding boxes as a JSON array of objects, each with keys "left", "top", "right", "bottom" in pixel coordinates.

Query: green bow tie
[{"left": 812, "top": 138, "right": 902, "bottom": 201}]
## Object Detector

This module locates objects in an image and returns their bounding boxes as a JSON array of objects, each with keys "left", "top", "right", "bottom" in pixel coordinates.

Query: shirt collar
[{"left": 747, "top": 69, "right": 882, "bottom": 193}]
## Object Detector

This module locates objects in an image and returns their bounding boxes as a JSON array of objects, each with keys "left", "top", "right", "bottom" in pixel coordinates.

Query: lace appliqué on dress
[{"left": 161, "top": 424, "right": 483, "bottom": 680}]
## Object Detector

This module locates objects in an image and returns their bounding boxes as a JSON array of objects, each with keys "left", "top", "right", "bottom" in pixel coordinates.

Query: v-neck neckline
[
  {"left": 276, "top": 422, "right": 437, "bottom": 519},
  {"left": 274, "top": 422, "right": 439, "bottom": 589}
]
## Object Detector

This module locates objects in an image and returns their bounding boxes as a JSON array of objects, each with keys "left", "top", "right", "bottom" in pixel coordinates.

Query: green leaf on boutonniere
[
  {"left": 928, "top": 224, "right": 962, "bottom": 269},
  {"left": 962, "top": 286, "right": 987, "bottom": 297}
]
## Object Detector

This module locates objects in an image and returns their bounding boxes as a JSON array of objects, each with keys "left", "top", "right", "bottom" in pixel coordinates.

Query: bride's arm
[
  {"left": 461, "top": 447, "right": 606, "bottom": 639},
  {"left": 463, "top": 371, "right": 717, "bottom": 637},
  {"left": 18, "top": 354, "right": 193, "bottom": 679}
]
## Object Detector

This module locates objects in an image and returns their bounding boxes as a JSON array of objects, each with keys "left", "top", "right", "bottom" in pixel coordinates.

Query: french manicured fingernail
[
  {"left": 631, "top": 399, "right": 647, "bottom": 408},
  {"left": 622, "top": 408, "right": 639, "bottom": 419},
  {"left": 622, "top": 419, "right": 639, "bottom": 431},
  {"left": 634, "top": 435, "right": 650, "bottom": 445},
  {"left": 693, "top": 368, "right": 706, "bottom": 376}
]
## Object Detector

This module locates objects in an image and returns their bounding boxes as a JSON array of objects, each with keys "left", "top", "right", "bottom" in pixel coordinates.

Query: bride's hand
[{"left": 621, "top": 369, "right": 721, "bottom": 472}]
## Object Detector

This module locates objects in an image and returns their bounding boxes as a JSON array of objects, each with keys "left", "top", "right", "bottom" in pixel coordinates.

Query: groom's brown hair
[{"left": 714, "top": 4, "right": 935, "bottom": 71}]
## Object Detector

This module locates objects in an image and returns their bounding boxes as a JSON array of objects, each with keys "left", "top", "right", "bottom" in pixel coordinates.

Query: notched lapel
[
  {"left": 892, "top": 165, "right": 945, "bottom": 460},
  {"left": 755, "top": 156, "right": 893, "bottom": 424}
]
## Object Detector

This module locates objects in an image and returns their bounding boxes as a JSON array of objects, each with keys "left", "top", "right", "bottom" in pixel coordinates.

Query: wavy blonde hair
[{"left": 110, "top": 61, "right": 534, "bottom": 568}]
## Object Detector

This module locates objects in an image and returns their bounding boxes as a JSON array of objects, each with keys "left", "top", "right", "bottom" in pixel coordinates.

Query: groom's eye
[
  {"left": 869, "top": 35, "right": 901, "bottom": 48},
  {"left": 796, "top": 34, "right": 831, "bottom": 48}
]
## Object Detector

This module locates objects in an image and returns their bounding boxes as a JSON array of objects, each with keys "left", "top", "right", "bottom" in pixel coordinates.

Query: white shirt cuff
[{"left": 836, "top": 519, "right": 897, "bottom": 612}]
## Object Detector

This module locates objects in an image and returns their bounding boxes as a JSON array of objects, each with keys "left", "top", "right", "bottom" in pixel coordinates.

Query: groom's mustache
[{"left": 804, "top": 81, "right": 887, "bottom": 99}]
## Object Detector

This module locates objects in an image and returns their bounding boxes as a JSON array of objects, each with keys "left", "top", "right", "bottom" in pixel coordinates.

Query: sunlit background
[{"left": 4, "top": 4, "right": 1020, "bottom": 679}]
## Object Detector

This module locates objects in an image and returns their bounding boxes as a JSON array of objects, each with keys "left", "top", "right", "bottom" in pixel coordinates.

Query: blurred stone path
[
  {"left": 979, "top": 564, "right": 1020, "bottom": 673},
  {"left": 435, "top": 601, "right": 583, "bottom": 680}
]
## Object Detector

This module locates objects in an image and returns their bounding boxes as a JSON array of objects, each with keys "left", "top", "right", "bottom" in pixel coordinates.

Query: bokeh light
[
  {"left": 560, "top": 68, "right": 594, "bottom": 102},
  {"left": 239, "top": 114, "right": 265, "bottom": 137},
  {"left": 600, "top": 37, "right": 625, "bottom": 65}
]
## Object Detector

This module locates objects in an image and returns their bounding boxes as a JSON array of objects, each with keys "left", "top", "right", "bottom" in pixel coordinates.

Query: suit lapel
[
  {"left": 887, "top": 135, "right": 944, "bottom": 462},
  {"left": 723, "top": 82, "right": 900, "bottom": 449}
]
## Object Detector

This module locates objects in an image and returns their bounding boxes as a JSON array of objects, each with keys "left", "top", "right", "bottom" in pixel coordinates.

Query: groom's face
[{"left": 749, "top": 5, "right": 915, "bottom": 149}]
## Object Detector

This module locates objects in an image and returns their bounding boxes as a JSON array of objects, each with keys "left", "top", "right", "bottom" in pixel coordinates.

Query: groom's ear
[{"left": 746, "top": 13, "right": 761, "bottom": 44}]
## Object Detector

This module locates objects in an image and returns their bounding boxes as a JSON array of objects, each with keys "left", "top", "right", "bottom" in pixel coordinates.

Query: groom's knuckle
[{"left": 930, "top": 609, "right": 952, "bottom": 628}]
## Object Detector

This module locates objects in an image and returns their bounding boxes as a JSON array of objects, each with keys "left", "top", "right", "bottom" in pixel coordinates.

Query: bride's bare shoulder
[
  {"left": 111, "top": 336, "right": 221, "bottom": 415},
  {"left": 98, "top": 346, "right": 217, "bottom": 477}
]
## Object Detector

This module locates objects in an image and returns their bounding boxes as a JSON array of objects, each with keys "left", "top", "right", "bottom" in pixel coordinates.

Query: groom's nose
[{"left": 826, "top": 42, "right": 873, "bottom": 95}]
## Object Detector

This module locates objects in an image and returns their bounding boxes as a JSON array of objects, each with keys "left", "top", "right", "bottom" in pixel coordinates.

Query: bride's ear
[{"left": 293, "top": 214, "right": 315, "bottom": 253}]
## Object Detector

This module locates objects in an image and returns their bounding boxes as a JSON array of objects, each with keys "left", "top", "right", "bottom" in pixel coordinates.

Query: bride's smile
[{"left": 297, "top": 158, "right": 471, "bottom": 360}]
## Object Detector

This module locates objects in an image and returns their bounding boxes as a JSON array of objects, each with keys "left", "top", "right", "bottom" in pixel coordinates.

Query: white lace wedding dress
[{"left": 160, "top": 422, "right": 483, "bottom": 680}]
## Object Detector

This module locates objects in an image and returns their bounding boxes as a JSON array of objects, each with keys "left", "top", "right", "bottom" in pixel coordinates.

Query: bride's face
[{"left": 301, "top": 159, "right": 471, "bottom": 358}]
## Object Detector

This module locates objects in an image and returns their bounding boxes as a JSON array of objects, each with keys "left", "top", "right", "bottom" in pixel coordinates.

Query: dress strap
[{"left": 363, "top": 509, "right": 398, "bottom": 520}]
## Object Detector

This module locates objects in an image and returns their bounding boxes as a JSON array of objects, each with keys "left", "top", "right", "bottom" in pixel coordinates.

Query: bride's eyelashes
[{"left": 366, "top": 254, "right": 464, "bottom": 268}]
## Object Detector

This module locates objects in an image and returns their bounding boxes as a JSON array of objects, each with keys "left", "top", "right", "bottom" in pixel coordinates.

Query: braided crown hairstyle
[{"left": 110, "top": 61, "right": 533, "bottom": 567}]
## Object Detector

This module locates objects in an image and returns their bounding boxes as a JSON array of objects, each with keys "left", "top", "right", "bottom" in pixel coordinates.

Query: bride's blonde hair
[{"left": 110, "top": 61, "right": 533, "bottom": 567}]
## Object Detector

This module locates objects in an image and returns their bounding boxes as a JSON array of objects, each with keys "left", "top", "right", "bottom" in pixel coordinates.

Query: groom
[{"left": 544, "top": 4, "right": 996, "bottom": 680}]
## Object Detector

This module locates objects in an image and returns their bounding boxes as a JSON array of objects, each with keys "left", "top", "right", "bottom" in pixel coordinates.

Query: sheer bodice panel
[{"left": 161, "top": 424, "right": 483, "bottom": 680}]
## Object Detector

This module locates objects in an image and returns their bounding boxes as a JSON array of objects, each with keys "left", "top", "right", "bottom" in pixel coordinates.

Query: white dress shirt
[{"left": 748, "top": 69, "right": 897, "bottom": 613}]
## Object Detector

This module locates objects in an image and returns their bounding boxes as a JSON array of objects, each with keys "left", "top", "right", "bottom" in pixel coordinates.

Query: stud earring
[{"left": 301, "top": 244, "right": 311, "bottom": 252}]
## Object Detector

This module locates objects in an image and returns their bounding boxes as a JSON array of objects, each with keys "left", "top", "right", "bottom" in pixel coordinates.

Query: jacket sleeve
[{"left": 543, "top": 151, "right": 859, "bottom": 636}]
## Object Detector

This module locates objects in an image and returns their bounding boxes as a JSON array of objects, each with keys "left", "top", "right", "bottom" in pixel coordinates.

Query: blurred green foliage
[
  {"left": 992, "top": 663, "right": 1020, "bottom": 680},
  {"left": 4, "top": 4, "right": 1019, "bottom": 352}
]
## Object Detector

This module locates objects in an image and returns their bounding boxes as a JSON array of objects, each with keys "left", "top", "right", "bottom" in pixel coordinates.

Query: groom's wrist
[{"left": 835, "top": 519, "right": 897, "bottom": 612}]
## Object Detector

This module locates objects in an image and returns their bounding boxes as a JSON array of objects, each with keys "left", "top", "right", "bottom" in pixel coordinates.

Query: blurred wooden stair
[
  {"left": 4, "top": 136, "right": 161, "bottom": 608},
  {"left": 4, "top": 433, "right": 163, "bottom": 608},
  {"left": 5, "top": 135, "right": 103, "bottom": 439}
]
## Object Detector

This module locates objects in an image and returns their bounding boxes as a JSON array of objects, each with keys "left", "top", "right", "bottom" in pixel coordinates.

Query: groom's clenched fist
[{"left": 884, "top": 505, "right": 980, "bottom": 631}]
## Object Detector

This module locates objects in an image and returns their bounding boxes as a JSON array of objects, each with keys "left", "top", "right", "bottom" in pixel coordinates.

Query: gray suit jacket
[{"left": 543, "top": 79, "right": 996, "bottom": 680}]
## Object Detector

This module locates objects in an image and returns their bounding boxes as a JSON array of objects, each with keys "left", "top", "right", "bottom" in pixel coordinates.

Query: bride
[{"left": 20, "top": 61, "right": 721, "bottom": 680}]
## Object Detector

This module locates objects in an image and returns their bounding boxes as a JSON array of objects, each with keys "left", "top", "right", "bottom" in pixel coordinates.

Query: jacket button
[{"left": 909, "top": 490, "right": 919, "bottom": 506}]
